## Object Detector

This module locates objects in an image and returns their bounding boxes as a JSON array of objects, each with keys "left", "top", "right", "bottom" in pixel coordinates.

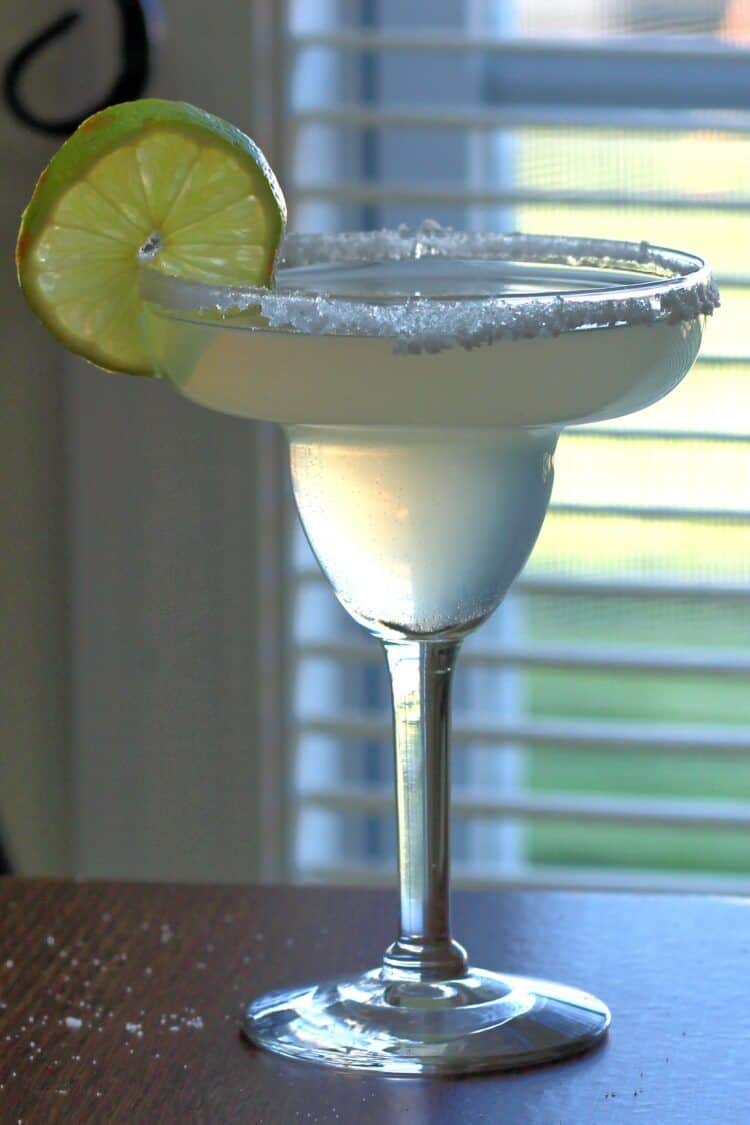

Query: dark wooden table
[{"left": 1, "top": 880, "right": 748, "bottom": 1123}]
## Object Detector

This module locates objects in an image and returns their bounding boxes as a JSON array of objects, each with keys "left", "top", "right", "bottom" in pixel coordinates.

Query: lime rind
[{"left": 17, "top": 99, "right": 286, "bottom": 375}]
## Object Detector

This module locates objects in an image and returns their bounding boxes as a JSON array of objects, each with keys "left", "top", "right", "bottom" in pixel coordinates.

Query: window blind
[{"left": 284, "top": 0, "right": 750, "bottom": 894}]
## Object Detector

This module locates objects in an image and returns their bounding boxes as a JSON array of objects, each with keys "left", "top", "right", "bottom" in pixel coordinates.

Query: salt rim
[{"left": 141, "top": 221, "right": 719, "bottom": 355}]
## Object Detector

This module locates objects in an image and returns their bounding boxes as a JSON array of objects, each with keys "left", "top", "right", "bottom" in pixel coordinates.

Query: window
[{"left": 285, "top": 0, "right": 750, "bottom": 892}]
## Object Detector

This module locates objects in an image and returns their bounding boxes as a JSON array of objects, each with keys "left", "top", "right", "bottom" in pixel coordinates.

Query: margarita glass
[{"left": 141, "top": 225, "right": 717, "bottom": 1075}]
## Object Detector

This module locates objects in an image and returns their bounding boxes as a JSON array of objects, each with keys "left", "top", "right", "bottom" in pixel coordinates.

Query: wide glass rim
[{"left": 140, "top": 226, "right": 718, "bottom": 351}]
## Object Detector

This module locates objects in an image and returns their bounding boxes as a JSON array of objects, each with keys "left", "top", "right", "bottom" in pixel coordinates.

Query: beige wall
[
  {"left": 1, "top": 0, "right": 289, "bottom": 880},
  {"left": 0, "top": 5, "right": 75, "bottom": 873}
]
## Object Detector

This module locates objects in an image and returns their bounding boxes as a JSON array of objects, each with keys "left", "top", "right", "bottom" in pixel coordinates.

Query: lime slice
[{"left": 16, "top": 98, "right": 286, "bottom": 375}]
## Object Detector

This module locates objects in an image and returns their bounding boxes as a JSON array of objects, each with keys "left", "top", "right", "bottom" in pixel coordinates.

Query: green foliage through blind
[{"left": 288, "top": 0, "right": 750, "bottom": 891}]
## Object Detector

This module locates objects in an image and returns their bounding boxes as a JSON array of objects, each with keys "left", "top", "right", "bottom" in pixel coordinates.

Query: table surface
[{"left": 1, "top": 879, "right": 748, "bottom": 1124}]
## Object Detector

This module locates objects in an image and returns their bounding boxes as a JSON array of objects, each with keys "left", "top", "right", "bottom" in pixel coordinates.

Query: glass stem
[{"left": 382, "top": 639, "right": 468, "bottom": 981}]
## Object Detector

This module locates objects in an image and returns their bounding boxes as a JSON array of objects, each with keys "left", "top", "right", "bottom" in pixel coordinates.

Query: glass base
[{"left": 243, "top": 967, "right": 610, "bottom": 1075}]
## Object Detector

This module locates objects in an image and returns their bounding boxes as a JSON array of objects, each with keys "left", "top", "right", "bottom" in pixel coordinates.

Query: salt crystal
[
  {"left": 142, "top": 225, "right": 718, "bottom": 356},
  {"left": 64, "top": 1017, "right": 82, "bottom": 1030},
  {"left": 5, "top": 960, "right": 14, "bottom": 969},
  {"left": 45, "top": 935, "right": 55, "bottom": 947},
  {"left": 124, "top": 1021, "right": 143, "bottom": 1037}
]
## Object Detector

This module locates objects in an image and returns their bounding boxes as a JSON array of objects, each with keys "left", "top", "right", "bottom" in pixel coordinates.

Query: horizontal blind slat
[
  {"left": 299, "top": 713, "right": 750, "bottom": 758},
  {"left": 299, "top": 862, "right": 750, "bottom": 896},
  {"left": 299, "top": 785, "right": 750, "bottom": 830},
  {"left": 296, "top": 182, "right": 750, "bottom": 213},
  {"left": 566, "top": 428, "right": 750, "bottom": 444},
  {"left": 697, "top": 355, "right": 750, "bottom": 366},
  {"left": 517, "top": 575, "right": 750, "bottom": 601},
  {"left": 291, "top": 105, "right": 750, "bottom": 135},
  {"left": 296, "top": 503, "right": 750, "bottom": 525},
  {"left": 293, "top": 569, "right": 750, "bottom": 602},
  {"left": 550, "top": 502, "right": 750, "bottom": 523},
  {"left": 290, "top": 30, "right": 750, "bottom": 65},
  {"left": 297, "top": 640, "right": 750, "bottom": 678}
]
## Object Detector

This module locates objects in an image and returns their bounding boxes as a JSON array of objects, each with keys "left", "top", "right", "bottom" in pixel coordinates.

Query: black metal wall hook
[{"left": 3, "top": 0, "right": 157, "bottom": 137}]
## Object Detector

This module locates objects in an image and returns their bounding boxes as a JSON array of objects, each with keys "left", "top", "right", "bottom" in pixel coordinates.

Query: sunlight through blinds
[{"left": 285, "top": 0, "right": 750, "bottom": 893}]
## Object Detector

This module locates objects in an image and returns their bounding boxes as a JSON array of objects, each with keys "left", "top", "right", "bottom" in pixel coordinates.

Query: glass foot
[{"left": 243, "top": 967, "right": 610, "bottom": 1075}]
